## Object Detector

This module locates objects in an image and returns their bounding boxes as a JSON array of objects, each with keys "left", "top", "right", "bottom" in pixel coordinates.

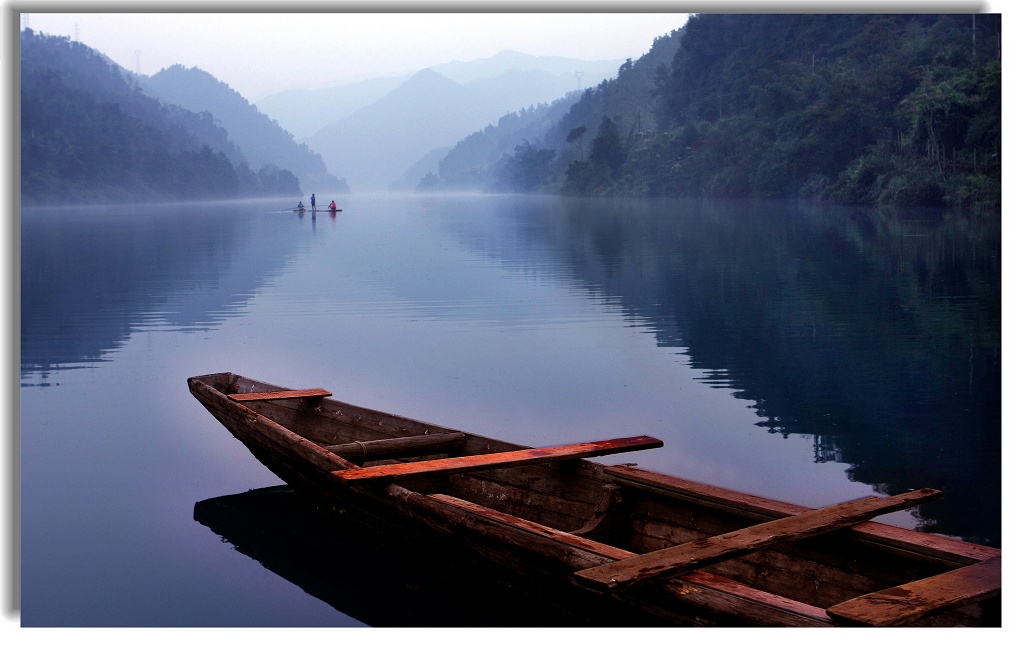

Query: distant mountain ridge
[
  {"left": 299, "top": 51, "right": 625, "bottom": 191},
  {"left": 430, "top": 49, "right": 621, "bottom": 85},
  {"left": 255, "top": 75, "right": 408, "bottom": 139},
  {"left": 143, "top": 65, "right": 348, "bottom": 193},
  {"left": 256, "top": 49, "right": 622, "bottom": 141}
]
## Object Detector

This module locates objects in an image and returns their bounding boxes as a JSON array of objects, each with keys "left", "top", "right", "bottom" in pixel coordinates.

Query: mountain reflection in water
[{"left": 529, "top": 198, "right": 999, "bottom": 546}]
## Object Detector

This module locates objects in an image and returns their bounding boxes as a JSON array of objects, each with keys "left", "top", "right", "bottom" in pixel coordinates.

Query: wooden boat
[{"left": 188, "top": 372, "right": 1001, "bottom": 627}]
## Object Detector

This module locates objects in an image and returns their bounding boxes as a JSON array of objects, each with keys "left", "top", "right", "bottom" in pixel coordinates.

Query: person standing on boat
[{"left": 310, "top": 193, "right": 316, "bottom": 211}]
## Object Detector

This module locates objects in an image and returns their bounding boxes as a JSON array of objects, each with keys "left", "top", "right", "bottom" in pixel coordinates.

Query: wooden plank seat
[
  {"left": 229, "top": 388, "right": 332, "bottom": 401},
  {"left": 324, "top": 432, "right": 467, "bottom": 463},
  {"left": 332, "top": 436, "right": 664, "bottom": 484},
  {"left": 574, "top": 488, "right": 943, "bottom": 590},
  {"left": 427, "top": 493, "right": 832, "bottom": 626},
  {"left": 826, "top": 556, "right": 1001, "bottom": 626}
]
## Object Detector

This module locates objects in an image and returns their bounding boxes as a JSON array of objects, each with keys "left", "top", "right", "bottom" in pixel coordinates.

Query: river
[{"left": 19, "top": 194, "right": 1000, "bottom": 626}]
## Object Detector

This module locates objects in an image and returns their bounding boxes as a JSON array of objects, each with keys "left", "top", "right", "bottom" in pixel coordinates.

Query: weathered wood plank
[
  {"left": 426, "top": 493, "right": 831, "bottom": 626},
  {"left": 661, "top": 570, "right": 832, "bottom": 626},
  {"left": 447, "top": 475, "right": 597, "bottom": 532},
  {"left": 826, "top": 556, "right": 1001, "bottom": 626},
  {"left": 229, "top": 388, "right": 332, "bottom": 401},
  {"left": 574, "top": 488, "right": 943, "bottom": 590},
  {"left": 606, "top": 465, "right": 811, "bottom": 518},
  {"left": 332, "top": 436, "right": 664, "bottom": 484},
  {"left": 430, "top": 494, "right": 636, "bottom": 559},
  {"left": 324, "top": 432, "right": 466, "bottom": 462}
]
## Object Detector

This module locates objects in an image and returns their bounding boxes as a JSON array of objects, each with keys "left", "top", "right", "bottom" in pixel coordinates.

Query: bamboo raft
[{"left": 188, "top": 372, "right": 1001, "bottom": 626}]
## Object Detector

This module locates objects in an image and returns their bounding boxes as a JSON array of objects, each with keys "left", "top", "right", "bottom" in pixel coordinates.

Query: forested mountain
[
  {"left": 144, "top": 65, "right": 348, "bottom": 193},
  {"left": 484, "top": 15, "right": 1001, "bottom": 210},
  {"left": 20, "top": 29, "right": 304, "bottom": 204},
  {"left": 417, "top": 28, "right": 684, "bottom": 194},
  {"left": 640, "top": 14, "right": 1001, "bottom": 208},
  {"left": 414, "top": 93, "right": 581, "bottom": 192}
]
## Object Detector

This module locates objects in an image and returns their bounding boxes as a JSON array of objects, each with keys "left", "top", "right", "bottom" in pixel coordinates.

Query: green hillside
[
  {"left": 20, "top": 29, "right": 302, "bottom": 204},
  {"left": 492, "top": 15, "right": 1000, "bottom": 210}
]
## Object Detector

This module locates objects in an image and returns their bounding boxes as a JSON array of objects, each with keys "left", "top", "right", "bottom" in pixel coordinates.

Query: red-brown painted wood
[
  {"left": 332, "top": 436, "right": 664, "bottom": 483},
  {"left": 826, "top": 556, "right": 1001, "bottom": 626},
  {"left": 229, "top": 388, "right": 332, "bottom": 401}
]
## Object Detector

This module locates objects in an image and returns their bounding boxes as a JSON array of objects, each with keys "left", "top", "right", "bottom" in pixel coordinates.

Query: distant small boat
[{"left": 188, "top": 372, "right": 1001, "bottom": 627}]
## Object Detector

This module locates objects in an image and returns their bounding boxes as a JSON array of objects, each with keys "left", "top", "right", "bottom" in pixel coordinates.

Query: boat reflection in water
[{"left": 193, "top": 486, "right": 664, "bottom": 627}]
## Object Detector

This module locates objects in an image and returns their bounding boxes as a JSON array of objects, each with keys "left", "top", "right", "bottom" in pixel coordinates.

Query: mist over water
[{"left": 19, "top": 194, "right": 999, "bottom": 625}]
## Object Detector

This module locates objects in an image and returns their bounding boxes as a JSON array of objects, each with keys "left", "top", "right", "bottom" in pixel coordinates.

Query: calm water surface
[{"left": 19, "top": 194, "right": 1000, "bottom": 626}]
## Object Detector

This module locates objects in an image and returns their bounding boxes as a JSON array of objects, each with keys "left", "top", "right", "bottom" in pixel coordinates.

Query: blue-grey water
[{"left": 19, "top": 194, "right": 1000, "bottom": 626}]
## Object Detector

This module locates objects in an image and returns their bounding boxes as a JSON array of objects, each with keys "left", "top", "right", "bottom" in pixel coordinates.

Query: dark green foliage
[
  {"left": 484, "top": 15, "right": 1000, "bottom": 209},
  {"left": 563, "top": 116, "right": 629, "bottom": 195},
  {"left": 657, "top": 14, "right": 1000, "bottom": 208},
  {"left": 566, "top": 126, "right": 587, "bottom": 161},
  {"left": 20, "top": 29, "right": 304, "bottom": 204},
  {"left": 418, "top": 96, "right": 579, "bottom": 192},
  {"left": 494, "top": 141, "right": 557, "bottom": 193}
]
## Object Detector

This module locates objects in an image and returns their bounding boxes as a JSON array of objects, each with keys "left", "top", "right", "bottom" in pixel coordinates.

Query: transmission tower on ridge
[{"left": 575, "top": 71, "right": 584, "bottom": 90}]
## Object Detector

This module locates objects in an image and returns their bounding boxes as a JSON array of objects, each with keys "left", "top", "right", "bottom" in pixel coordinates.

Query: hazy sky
[{"left": 21, "top": 7, "right": 691, "bottom": 100}]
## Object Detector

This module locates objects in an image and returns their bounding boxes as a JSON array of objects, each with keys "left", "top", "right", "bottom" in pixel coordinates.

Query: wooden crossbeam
[
  {"left": 229, "top": 388, "right": 331, "bottom": 401},
  {"left": 331, "top": 435, "right": 663, "bottom": 484},
  {"left": 574, "top": 488, "right": 943, "bottom": 590},
  {"left": 826, "top": 556, "right": 1001, "bottom": 626}
]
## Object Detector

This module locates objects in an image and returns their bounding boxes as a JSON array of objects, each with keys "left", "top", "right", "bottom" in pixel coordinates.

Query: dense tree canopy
[
  {"left": 640, "top": 14, "right": 1000, "bottom": 208},
  {"left": 464, "top": 15, "right": 999, "bottom": 210}
]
